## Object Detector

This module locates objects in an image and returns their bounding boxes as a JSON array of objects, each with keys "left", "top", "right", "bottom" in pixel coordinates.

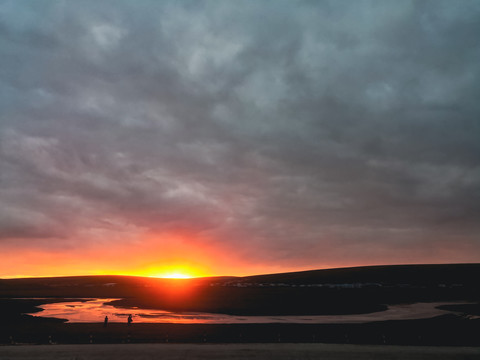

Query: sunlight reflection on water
[{"left": 25, "top": 298, "right": 465, "bottom": 324}]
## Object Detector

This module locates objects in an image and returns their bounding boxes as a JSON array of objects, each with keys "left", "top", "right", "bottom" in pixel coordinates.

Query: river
[{"left": 26, "top": 298, "right": 465, "bottom": 324}]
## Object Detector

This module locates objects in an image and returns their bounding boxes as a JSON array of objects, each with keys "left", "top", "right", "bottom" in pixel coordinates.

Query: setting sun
[
  {"left": 133, "top": 261, "right": 208, "bottom": 279},
  {"left": 158, "top": 272, "right": 193, "bottom": 279},
  {"left": 149, "top": 265, "right": 201, "bottom": 279}
]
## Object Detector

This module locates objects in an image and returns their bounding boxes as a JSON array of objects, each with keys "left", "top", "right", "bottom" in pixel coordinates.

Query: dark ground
[
  {"left": 1, "top": 314, "right": 480, "bottom": 346},
  {"left": 1, "top": 343, "right": 480, "bottom": 360}
]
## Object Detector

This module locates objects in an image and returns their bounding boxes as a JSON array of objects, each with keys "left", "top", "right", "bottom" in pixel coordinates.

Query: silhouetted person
[
  {"left": 104, "top": 316, "right": 108, "bottom": 327},
  {"left": 127, "top": 314, "right": 133, "bottom": 326}
]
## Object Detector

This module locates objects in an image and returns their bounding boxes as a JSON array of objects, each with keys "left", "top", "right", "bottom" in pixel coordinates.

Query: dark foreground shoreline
[
  {"left": 2, "top": 315, "right": 480, "bottom": 347},
  {"left": 1, "top": 343, "right": 480, "bottom": 360}
]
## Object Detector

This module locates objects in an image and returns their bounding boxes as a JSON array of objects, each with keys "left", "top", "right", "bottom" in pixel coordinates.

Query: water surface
[{"left": 27, "top": 298, "right": 463, "bottom": 324}]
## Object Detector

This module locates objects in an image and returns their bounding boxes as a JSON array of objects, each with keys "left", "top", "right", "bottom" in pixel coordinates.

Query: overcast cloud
[{"left": 1, "top": 0, "right": 479, "bottom": 275}]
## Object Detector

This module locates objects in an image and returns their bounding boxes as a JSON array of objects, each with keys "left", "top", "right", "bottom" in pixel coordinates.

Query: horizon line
[{"left": 2, "top": 262, "right": 479, "bottom": 280}]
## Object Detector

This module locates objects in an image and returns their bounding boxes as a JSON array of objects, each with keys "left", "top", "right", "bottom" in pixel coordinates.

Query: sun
[
  {"left": 159, "top": 272, "right": 192, "bottom": 279},
  {"left": 138, "top": 264, "right": 205, "bottom": 279}
]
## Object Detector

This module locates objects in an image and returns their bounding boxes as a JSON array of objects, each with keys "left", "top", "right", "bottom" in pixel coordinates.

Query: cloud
[{"left": 1, "top": 0, "right": 479, "bottom": 275}]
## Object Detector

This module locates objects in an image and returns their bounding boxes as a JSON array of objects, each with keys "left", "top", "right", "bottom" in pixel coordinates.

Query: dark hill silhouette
[
  {"left": 1, "top": 263, "right": 479, "bottom": 297},
  {"left": 236, "top": 263, "right": 480, "bottom": 286}
]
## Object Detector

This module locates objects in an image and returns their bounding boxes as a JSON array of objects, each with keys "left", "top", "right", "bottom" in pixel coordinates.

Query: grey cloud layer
[{"left": 1, "top": 0, "right": 479, "bottom": 266}]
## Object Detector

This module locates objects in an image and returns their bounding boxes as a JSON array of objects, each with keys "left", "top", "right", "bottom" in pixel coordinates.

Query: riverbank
[{"left": 1, "top": 343, "right": 480, "bottom": 360}]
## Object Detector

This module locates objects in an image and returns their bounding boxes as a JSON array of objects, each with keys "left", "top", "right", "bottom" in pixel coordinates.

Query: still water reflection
[{"left": 27, "top": 298, "right": 459, "bottom": 324}]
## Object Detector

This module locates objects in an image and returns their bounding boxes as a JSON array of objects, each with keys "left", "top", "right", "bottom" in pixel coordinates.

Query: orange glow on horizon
[
  {"left": 4, "top": 227, "right": 449, "bottom": 279},
  {"left": 3, "top": 228, "right": 335, "bottom": 278}
]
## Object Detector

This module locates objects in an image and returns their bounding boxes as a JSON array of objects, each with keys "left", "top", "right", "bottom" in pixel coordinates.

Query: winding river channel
[{"left": 27, "top": 298, "right": 466, "bottom": 324}]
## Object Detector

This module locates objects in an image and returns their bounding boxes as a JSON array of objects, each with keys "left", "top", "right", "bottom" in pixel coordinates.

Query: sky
[{"left": 1, "top": 0, "right": 479, "bottom": 278}]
